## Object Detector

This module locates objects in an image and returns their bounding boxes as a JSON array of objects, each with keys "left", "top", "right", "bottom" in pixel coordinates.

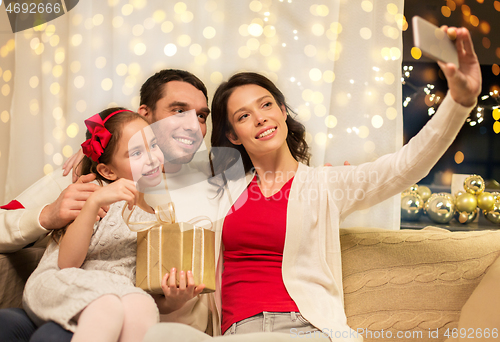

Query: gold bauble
[
  {"left": 454, "top": 190, "right": 465, "bottom": 198},
  {"left": 408, "top": 184, "right": 418, "bottom": 192},
  {"left": 491, "top": 192, "right": 500, "bottom": 201},
  {"left": 454, "top": 209, "right": 478, "bottom": 224},
  {"left": 484, "top": 201, "right": 500, "bottom": 225},
  {"left": 455, "top": 193, "right": 478, "bottom": 213},
  {"left": 477, "top": 192, "right": 495, "bottom": 211},
  {"left": 425, "top": 193, "right": 455, "bottom": 224},
  {"left": 401, "top": 192, "right": 424, "bottom": 221},
  {"left": 417, "top": 185, "right": 432, "bottom": 202},
  {"left": 463, "top": 175, "right": 485, "bottom": 195}
]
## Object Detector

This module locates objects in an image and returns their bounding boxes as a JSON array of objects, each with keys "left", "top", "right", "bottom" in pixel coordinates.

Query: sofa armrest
[{"left": 0, "top": 247, "right": 45, "bottom": 309}]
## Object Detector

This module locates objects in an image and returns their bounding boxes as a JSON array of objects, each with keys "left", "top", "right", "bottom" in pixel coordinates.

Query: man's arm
[{"left": 0, "top": 170, "right": 105, "bottom": 253}]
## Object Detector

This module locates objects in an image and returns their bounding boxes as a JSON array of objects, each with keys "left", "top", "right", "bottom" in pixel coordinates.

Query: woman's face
[
  {"left": 226, "top": 84, "right": 288, "bottom": 159},
  {"left": 109, "top": 118, "right": 164, "bottom": 191}
]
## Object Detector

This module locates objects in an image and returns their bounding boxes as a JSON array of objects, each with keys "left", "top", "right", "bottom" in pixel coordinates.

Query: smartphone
[{"left": 412, "top": 16, "right": 459, "bottom": 67}]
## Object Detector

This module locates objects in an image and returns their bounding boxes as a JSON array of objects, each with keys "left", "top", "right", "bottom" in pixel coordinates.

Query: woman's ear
[
  {"left": 280, "top": 104, "right": 287, "bottom": 119},
  {"left": 226, "top": 131, "right": 241, "bottom": 145},
  {"left": 96, "top": 163, "right": 118, "bottom": 181}
]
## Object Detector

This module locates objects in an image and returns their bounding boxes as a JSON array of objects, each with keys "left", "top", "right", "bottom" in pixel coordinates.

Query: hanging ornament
[
  {"left": 463, "top": 175, "right": 485, "bottom": 195},
  {"left": 484, "top": 201, "right": 500, "bottom": 224},
  {"left": 425, "top": 193, "right": 455, "bottom": 224},
  {"left": 401, "top": 191, "right": 424, "bottom": 221}
]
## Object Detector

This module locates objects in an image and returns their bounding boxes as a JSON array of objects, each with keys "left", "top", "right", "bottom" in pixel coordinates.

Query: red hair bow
[{"left": 81, "top": 109, "right": 132, "bottom": 162}]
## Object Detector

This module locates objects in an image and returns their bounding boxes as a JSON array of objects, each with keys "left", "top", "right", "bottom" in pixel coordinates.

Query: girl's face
[
  {"left": 107, "top": 118, "right": 164, "bottom": 190},
  {"left": 226, "top": 84, "right": 288, "bottom": 159}
]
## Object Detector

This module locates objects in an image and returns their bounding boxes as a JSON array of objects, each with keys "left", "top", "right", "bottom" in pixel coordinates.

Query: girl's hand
[
  {"left": 90, "top": 179, "right": 138, "bottom": 210},
  {"left": 152, "top": 268, "right": 205, "bottom": 314},
  {"left": 437, "top": 26, "right": 481, "bottom": 108}
]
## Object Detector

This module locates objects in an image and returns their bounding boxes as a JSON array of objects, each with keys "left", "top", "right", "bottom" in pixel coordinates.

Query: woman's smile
[{"left": 256, "top": 126, "right": 277, "bottom": 140}]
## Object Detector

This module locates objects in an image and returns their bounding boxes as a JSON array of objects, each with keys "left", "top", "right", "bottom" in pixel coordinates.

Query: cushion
[
  {"left": 0, "top": 247, "right": 45, "bottom": 309},
  {"left": 340, "top": 227, "right": 500, "bottom": 342}
]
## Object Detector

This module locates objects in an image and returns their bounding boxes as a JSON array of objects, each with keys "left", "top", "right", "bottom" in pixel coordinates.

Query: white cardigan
[{"left": 211, "top": 93, "right": 474, "bottom": 340}]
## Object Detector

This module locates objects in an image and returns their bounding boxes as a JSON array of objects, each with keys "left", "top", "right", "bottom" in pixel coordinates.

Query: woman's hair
[
  {"left": 52, "top": 107, "right": 146, "bottom": 244},
  {"left": 210, "top": 72, "right": 310, "bottom": 177}
]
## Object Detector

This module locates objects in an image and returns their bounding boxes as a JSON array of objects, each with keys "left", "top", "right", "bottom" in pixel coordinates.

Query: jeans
[
  {"left": 0, "top": 308, "right": 73, "bottom": 342},
  {"left": 143, "top": 312, "right": 329, "bottom": 342},
  {"left": 223, "top": 311, "right": 326, "bottom": 337}
]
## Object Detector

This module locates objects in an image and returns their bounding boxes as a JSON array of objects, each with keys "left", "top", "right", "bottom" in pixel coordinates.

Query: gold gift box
[
  {"left": 123, "top": 204, "right": 215, "bottom": 295},
  {"left": 136, "top": 223, "right": 216, "bottom": 294}
]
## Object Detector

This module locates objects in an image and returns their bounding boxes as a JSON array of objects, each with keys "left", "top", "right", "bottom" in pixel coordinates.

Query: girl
[
  {"left": 207, "top": 27, "right": 480, "bottom": 340},
  {"left": 23, "top": 108, "right": 164, "bottom": 342}
]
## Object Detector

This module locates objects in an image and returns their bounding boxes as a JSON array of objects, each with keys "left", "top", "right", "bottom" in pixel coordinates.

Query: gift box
[{"left": 123, "top": 204, "right": 215, "bottom": 294}]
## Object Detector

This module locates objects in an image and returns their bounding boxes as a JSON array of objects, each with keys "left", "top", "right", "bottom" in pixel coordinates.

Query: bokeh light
[
  {"left": 161, "top": 21, "right": 174, "bottom": 33},
  {"left": 371, "top": 115, "right": 384, "bottom": 128},
  {"left": 454, "top": 151, "right": 464, "bottom": 164},
  {"left": 63, "top": 146, "right": 74, "bottom": 158},
  {"left": 67, "top": 123, "right": 79, "bottom": 138},
  {"left": 315, "top": 132, "right": 327, "bottom": 146},
  {"left": 441, "top": 6, "right": 451, "bottom": 17},
  {"left": 364, "top": 141, "right": 375, "bottom": 154},
  {"left": 360, "top": 27, "right": 372, "bottom": 40},
  {"left": 361, "top": 1, "right": 373, "bottom": 12},
  {"left": 386, "top": 107, "right": 398, "bottom": 120},
  {"left": 203, "top": 26, "right": 216, "bottom": 39},
  {"left": 29, "top": 76, "right": 39, "bottom": 88},
  {"left": 1, "top": 111, "right": 9, "bottom": 123},
  {"left": 44, "top": 164, "right": 54, "bottom": 175},
  {"left": 309, "top": 68, "right": 322, "bottom": 82},
  {"left": 358, "top": 126, "right": 369, "bottom": 139},
  {"left": 164, "top": 44, "right": 177, "bottom": 56},
  {"left": 44, "top": 143, "right": 54, "bottom": 155},
  {"left": 384, "top": 93, "right": 396, "bottom": 106},
  {"left": 411, "top": 47, "right": 422, "bottom": 60},
  {"left": 325, "top": 115, "right": 337, "bottom": 128}
]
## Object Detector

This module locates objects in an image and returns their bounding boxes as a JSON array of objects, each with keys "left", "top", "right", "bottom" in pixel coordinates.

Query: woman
[
  {"left": 144, "top": 26, "right": 482, "bottom": 342},
  {"left": 208, "top": 26, "right": 480, "bottom": 340}
]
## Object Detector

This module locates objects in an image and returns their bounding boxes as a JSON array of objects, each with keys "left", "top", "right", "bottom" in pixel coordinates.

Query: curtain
[{"left": 0, "top": 0, "right": 404, "bottom": 230}]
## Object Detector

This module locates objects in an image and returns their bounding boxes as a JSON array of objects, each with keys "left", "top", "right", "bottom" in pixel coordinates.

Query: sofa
[{"left": 1, "top": 227, "right": 500, "bottom": 342}]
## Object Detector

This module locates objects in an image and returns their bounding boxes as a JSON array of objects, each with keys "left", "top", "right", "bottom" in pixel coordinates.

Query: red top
[{"left": 221, "top": 175, "right": 298, "bottom": 333}]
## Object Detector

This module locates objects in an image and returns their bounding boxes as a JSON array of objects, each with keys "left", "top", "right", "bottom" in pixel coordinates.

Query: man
[{"left": 0, "top": 69, "right": 213, "bottom": 341}]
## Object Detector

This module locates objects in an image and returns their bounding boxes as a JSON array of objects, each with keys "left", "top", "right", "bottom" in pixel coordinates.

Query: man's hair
[{"left": 139, "top": 69, "right": 208, "bottom": 112}]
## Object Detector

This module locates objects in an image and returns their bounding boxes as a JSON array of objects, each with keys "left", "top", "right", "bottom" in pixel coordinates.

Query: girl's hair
[
  {"left": 210, "top": 72, "right": 310, "bottom": 179},
  {"left": 52, "top": 107, "right": 146, "bottom": 243}
]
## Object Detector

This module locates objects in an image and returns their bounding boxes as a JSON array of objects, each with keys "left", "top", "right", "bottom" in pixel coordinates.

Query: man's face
[{"left": 149, "top": 81, "right": 210, "bottom": 167}]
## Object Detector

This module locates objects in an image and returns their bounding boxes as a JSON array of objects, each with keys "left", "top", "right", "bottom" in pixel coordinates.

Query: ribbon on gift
[{"left": 122, "top": 203, "right": 213, "bottom": 293}]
